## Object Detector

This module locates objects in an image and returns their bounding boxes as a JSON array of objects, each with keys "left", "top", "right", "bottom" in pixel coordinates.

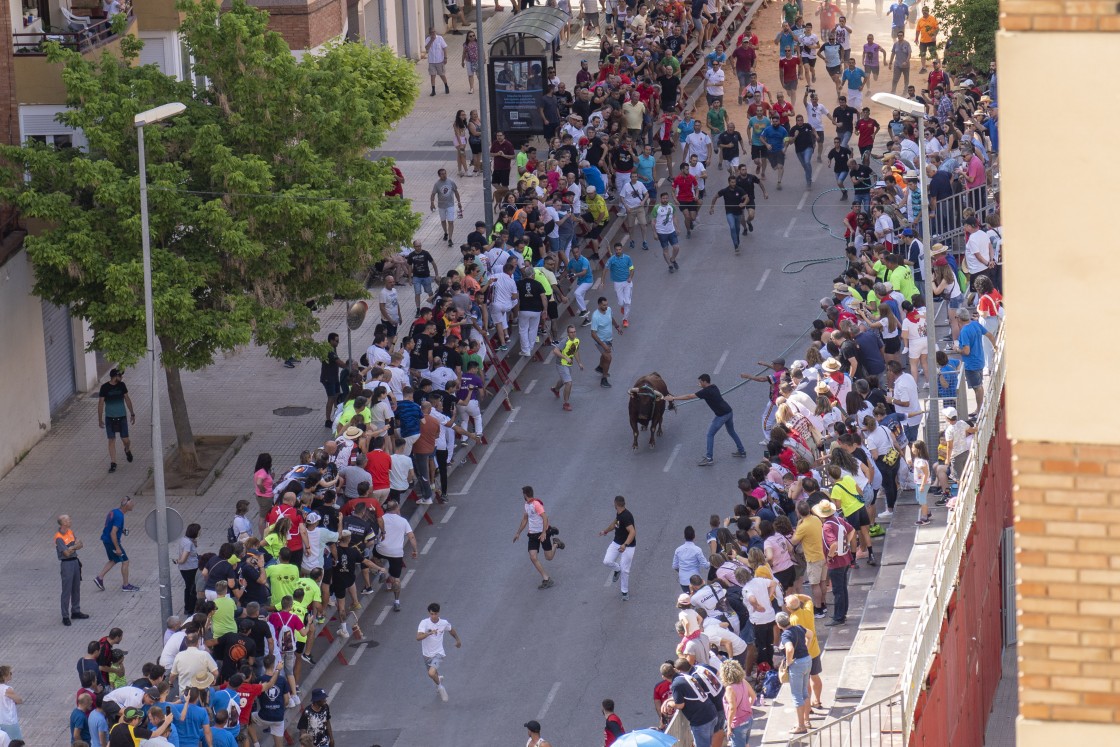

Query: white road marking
[
  {"left": 604, "top": 570, "right": 615, "bottom": 587},
  {"left": 813, "top": 163, "right": 823, "bottom": 180},
  {"left": 797, "top": 192, "right": 809, "bottom": 211},
  {"left": 783, "top": 217, "right": 797, "bottom": 238},
  {"left": 327, "top": 682, "right": 342, "bottom": 703},
  {"left": 441, "top": 506, "right": 457, "bottom": 524},
  {"left": 525, "top": 378, "right": 538, "bottom": 394},
  {"left": 421, "top": 537, "right": 437, "bottom": 555},
  {"left": 538, "top": 681, "right": 562, "bottom": 720},
  {"left": 755, "top": 268, "right": 771, "bottom": 291},
  {"left": 349, "top": 643, "right": 366, "bottom": 665},
  {"left": 713, "top": 348, "right": 730, "bottom": 375},
  {"left": 454, "top": 406, "right": 520, "bottom": 494},
  {"left": 663, "top": 444, "right": 683, "bottom": 473},
  {"left": 374, "top": 605, "right": 392, "bottom": 626},
  {"left": 401, "top": 569, "right": 416, "bottom": 588}
]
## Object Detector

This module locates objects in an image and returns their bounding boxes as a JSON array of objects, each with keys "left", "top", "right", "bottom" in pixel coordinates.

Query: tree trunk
[{"left": 159, "top": 336, "right": 199, "bottom": 473}]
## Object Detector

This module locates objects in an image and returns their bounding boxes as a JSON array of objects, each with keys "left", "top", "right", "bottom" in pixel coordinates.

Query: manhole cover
[
  {"left": 432, "top": 140, "right": 453, "bottom": 147},
  {"left": 273, "top": 406, "right": 314, "bottom": 417}
]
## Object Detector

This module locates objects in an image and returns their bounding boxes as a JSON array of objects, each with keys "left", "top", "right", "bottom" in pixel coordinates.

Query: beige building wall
[
  {"left": 1001, "top": 8, "right": 1120, "bottom": 746},
  {"left": 0, "top": 253, "right": 53, "bottom": 470}
]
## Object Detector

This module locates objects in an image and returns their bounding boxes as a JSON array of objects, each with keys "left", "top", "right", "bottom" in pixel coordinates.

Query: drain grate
[
  {"left": 273, "top": 406, "right": 314, "bottom": 417},
  {"left": 432, "top": 140, "right": 453, "bottom": 147}
]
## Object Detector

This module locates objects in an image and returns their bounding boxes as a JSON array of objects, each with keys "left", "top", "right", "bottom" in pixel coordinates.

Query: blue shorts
[
  {"left": 412, "top": 276, "right": 434, "bottom": 296},
  {"left": 657, "top": 231, "right": 679, "bottom": 249},
  {"left": 947, "top": 293, "right": 964, "bottom": 309},
  {"left": 103, "top": 541, "right": 127, "bottom": 563},
  {"left": 105, "top": 416, "right": 129, "bottom": 439},
  {"left": 964, "top": 367, "right": 983, "bottom": 388}
]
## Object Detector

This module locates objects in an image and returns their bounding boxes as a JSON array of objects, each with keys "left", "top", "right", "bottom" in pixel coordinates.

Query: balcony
[{"left": 11, "top": 2, "right": 137, "bottom": 105}]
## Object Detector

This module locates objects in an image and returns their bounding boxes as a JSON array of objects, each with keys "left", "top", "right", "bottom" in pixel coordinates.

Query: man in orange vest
[{"left": 56, "top": 514, "right": 89, "bottom": 626}]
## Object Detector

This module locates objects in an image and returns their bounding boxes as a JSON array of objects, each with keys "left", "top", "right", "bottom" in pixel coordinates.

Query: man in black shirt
[
  {"left": 709, "top": 176, "right": 749, "bottom": 253},
  {"left": 657, "top": 73, "right": 681, "bottom": 112},
  {"left": 412, "top": 321, "right": 438, "bottom": 372},
  {"left": 790, "top": 114, "right": 818, "bottom": 188},
  {"left": 734, "top": 163, "right": 769, "bottom": 233},
  {"left": 717, "top": 122, "right": 744, "bottom": 169},
  {"left": 599, "top": 495, "right": 637, "bottom": 600},
  {"left": 407, "top": 242, "right": 439, "bottom": 309},
  {"left": 515, "top": 262, "right": 547, "bottom": 357},
  {"left": 827, "top": 137, "right": 853, "bottom": 198},
  {"left": 665, "top": 374, "right": 747, "bottom": 466},
  {"left": 850, "top": 154, "right": 875, "bottom": 210},
  {"left": 832, "top": 96, "right": 859, "bottom": 149},
  {"left": 319, "top": 333, "right": 343, "bottom": 428},
  {"left": 539, "top": 85, "right": 561, "bottom": 140}
]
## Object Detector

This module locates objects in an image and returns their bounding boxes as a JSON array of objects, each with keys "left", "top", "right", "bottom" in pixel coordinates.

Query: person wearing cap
[
  {"left": 943, "top": 406, "right": 976, "bottom": 487},
  {"left": 108, "top": 703, "right": 172, "bottom": 746},
  {"left": 297, "top": 688, "right": 333, "bottom": 746},
  {"left": 954, "top": 308, "right": 997, "bottom": 413},
  {"left": 813, "top": 500, "right": 855, "bottom": 626},
  {"left": 524, "top": 720, "right": 552, "bottom": 747},
  {"left": 97, "top": 368, "right": 135, "bottom": 474}
]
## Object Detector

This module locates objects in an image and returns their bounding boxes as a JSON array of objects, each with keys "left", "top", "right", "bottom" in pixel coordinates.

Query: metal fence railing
[
  {"left": 788, "top": 691, "right": 905, "bottom": 747},
  {"left": 929, "top": 184, "right": 997, "bottom": 252},
  {"left": 898, "top": 325, "right": 1007, "bottom": 733}
]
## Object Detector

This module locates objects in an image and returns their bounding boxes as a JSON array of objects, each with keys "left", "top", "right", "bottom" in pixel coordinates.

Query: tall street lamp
[
  {"left": 474, "top": 1, "right": 494, "bottom": 227},
  {"left": 134, "top": 101, "right": 187, "bottom": 627},
  {"left": 871, "top": 91, "right": 940, "bottom": 452}
]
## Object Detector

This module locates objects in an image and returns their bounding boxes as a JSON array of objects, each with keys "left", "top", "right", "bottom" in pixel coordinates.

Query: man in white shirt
[
  {"left": 703, "top": 64, "right": 725, "bottom": 107},
  {"left": 375, "top": 500, "right": 419, "bottom": 612},
  {"left": 488, "top": 260, "right": 519, "bottom": 351},
  {"left": 885, "top": 360, "right": 923, "bottom": 441},
  {"left": 416, "top": 602, "right": 462, "bottom": 702},
  {"left": 424, "top": 28, "right": 450, "bottom": 96},
  {"left": 388, "top": 437, "right": 415, "bottom": 501},
  {"left": 619, "top": 172, "right": 649, "bottom": 249},
  {"left": 427, "top": 358, "right": 459, "bottom": 391},
  {"left": 963, "top": 216, "right": 993, "bottom": 284},
  {"left": 803, "top": 90, "right": 832, "bottom": 162},
  {"left": 378, "top": 277, "right": 402, "bottom": 343},
  {"left": 687, "top": 153, "right": 708, "bottom": 199},
  {"left": 685, "top": 123, "right": 712, "bottom": 167},
  {"left": 366, "top": 334, "right": 392, "bottom": 372}
]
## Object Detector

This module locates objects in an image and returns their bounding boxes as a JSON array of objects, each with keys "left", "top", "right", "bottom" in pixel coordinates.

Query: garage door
[{"left": 41, "top": 300, "right": 76, "bottom": 413}]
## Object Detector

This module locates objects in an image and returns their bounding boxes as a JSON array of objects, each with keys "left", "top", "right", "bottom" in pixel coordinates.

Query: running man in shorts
[
  {"left": 417, "top": 602, "right": 461, "bottom": 702},
  {"left": 652, "top": 192, "right": 682, "bottom": 272},
  {"left": 513, "top": 486, "right": 565, "bottom": 589},
  {"left": 549, "top": 325, "right": 584, "bottom": 411}
]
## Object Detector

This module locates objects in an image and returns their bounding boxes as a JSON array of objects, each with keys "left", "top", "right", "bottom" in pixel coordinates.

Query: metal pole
[
  {"left": 475, "top": 0, "right": 494, "bottom": 227},
  {"left": 917, "top": 116, "right": 939, "bottom": 451},
  {"left": 138, "top": 124, "right": 174, "bottom": 627}
]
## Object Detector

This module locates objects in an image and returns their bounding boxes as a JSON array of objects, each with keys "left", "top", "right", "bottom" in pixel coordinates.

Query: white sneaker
[
  {"left": 417, "top": 497, "right": 434, "bottom": 505},
  {"left": 878, "top": 510, "right": 894, "bottom": 518},
  {"left": 338, "top": 624, "right": 350, "bottom": 638},
  {"left": 438, "top": 676, "right": 448, "bottom": 702}
]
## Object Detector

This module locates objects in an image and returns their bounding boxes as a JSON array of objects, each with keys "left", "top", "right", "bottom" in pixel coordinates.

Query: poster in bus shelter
[{"left": 488, "top": 57, "right": 546, "bottom": 137}]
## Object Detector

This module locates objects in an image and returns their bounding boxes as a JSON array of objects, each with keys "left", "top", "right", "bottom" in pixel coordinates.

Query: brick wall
[
  {"left": 249, "top": 0, "right": 346, "bottom": 50},
  {"left": 1001, "top": 0, "right": 1120, "bottom": 31},
  {"left": 1014, "top": 440, "right": 1120, "bottom": 724}
]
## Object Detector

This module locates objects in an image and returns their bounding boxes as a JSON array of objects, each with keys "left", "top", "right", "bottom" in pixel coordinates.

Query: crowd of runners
[{"left": 17, "top": 1, "right": 1006, "bottom": 746}]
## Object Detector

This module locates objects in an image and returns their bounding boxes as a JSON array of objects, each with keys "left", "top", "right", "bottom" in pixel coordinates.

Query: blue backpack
[{"left": 762, "top": 670, "right": 782, "bottom": 699}]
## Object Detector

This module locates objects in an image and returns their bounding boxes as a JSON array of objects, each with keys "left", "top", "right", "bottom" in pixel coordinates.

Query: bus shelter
[{"left": 487, "top": 7, "right": 567, "bottom": 141}]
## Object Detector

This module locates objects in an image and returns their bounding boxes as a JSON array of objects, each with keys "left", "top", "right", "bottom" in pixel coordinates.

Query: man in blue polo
[
  {"left": 605, "top": 242, "right": 635, "bottom": 329},
  {"left": 954, "top": 308, "right": 997, "bottom": 415}
]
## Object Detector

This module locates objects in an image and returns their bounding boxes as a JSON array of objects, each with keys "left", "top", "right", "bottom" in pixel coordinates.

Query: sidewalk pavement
[{"left": 0, "top": 5, "right": 648, "bottom": 742}]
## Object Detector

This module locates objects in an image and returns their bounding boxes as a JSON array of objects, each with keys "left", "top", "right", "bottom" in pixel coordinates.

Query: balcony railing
[{"left": 12, "top": 10, "right": 134, "bottom": 56}]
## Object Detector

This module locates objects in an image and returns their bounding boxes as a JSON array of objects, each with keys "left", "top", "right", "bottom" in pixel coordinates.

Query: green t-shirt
[
  {"left": 887, "top": 264, "right": 918, "bottom": 304},
  {"left": 266, "top": 562, "right": 300, "bottom": 609},
  {"left": 212, "top": 595, "right": 237, "bottom": 638},
  {"left": 462, "top": 353, "right": 483, "bottom": 373},
  {"left": 516, "top": 151, "right": 530, "bottom": 172},
  {"left": 830, "top": 475, "right": 864, "bottom": 518},
  {"left": 707, "top": 107, "right": 727, "bottom": 134},
  {"left": 782, "top": 2, "right": 799, "bottom": 24}
]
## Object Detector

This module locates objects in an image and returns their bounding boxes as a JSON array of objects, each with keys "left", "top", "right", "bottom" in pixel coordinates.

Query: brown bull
[{"left": 629, "top": 373, "right": 672, "bottom": 449}]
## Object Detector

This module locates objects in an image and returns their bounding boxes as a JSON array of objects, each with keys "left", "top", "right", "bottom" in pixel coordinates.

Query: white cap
[{"left": 944, "top": 407, "right": 958, "bottom": 419}]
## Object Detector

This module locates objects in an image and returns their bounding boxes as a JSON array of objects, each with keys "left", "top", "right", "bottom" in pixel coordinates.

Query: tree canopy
[
  {"left": 0, "top": 0, "right": 419, "bottom": 467},
  {"left": 934, "top": 0, "right": 998, "bottom": 73}
]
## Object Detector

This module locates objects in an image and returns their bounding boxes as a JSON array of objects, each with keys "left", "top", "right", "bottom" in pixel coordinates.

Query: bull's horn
[
  {"left": 653, "top": 391, "right": 663, "bottom": 399},
  {"left": 628, "top": 388, "right": 639, "bottom": 394}
]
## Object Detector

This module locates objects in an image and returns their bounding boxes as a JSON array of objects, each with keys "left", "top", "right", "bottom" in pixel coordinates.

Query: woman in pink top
[
  {"left": 252, "top": 452, "right": 274, "bottom": 536},
  {"left": 719, "top": 659, "right": 757, "bottom": 747},
  {"left": 763, "top": 517, "right": 798, "bottom": 593}
]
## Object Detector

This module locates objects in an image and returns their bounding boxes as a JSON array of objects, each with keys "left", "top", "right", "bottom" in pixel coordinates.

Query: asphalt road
[{"left": 319, "top": 179, "right": 844, "bottom": 747}]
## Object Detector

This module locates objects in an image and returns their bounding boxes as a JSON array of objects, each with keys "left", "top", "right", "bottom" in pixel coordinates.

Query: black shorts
[
  {"left": 330, "top": 578, "right": 353, "bottom": 600},
  {"left": 382, "top": 321, "right": 398, "bottom": 338},
  {"left": 920, "top": 41, "right": 936, "bottom": 55},
  {"left": 810, "top": 655, "right": 823, "bottom": 676},
  {"left": 802, "top": 57, "right": 816, "bottom": 67},
  {"left": 527, "top": 530, "right": 554, "bottom": 553},
  {"left": 105, "top": 416, "right": 129, "bottom": 439},
  {"left": 585, "top": 223, "right": 605, "bottom": 241},
  {"left": 547, "top": 300, "right": 559, "bottom": 319},
  {"left": 826, "top": 64, "right": 841, "bottom": 77},
  {"left": 883, "top": 335, "right": 901, "bottom": 354},
  {"left": 469, "top": 137, "right": 482, "bottom": 155},
  {"left": 543, "top": 122, "right": 558, "bottom": 140},
  {"left": 678, "top": 201, "right": 698, "bottom": 212},
  {"left": 660, "top": 139, "right": 675, "bottom": 156},
  {"left": 845, "top": 506, "right": 870, "bottom": 529},
  {"left": 322, "top": 379, "right": 341, "bottom": 397},
  {"left": 493, "top": 169, "right": 510, "bottom": 187},
  {"left": 373, "top": 554, "right": 404, "bottom": 579},
  {"left": 767, "top": 152, "right": 785, "bottom": 167},
  {"left": 751, "top": 144, "right": 766, "bottom": 160},
  {"left": 446, "top": 3, "right": 460, "bottom": 12}
]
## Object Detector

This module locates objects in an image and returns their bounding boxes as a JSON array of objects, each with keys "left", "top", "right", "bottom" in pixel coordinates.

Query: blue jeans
[
  {"left": 729, "top": 718, "right": 753, "bottom": 747},
  {"left": 855, "top": 192, "right": 870, "bottom": 210},
  {"left": 839, "top": 130, "right": 852, "bottom": 149},
  {"left": 828, "top": 564, "right": 850, "bottom": 621},
  {"left": 796, "top": 147, "right": 814, "bottom": 184},
  {"left": 706, "top": 412, "right": 746, "bottom": 459},
  {"left": 725, "top": 211, "right": 742, "bottom": 248},
  {"left": 690, "top": 717, "right": 717, "bottom": 747},
  {"left": 789, "top": 655, "right": 812, "bottom": 705}
]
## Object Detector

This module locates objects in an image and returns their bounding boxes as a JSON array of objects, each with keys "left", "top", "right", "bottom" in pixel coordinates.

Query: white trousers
[
  {"left": 458, "top": 399, "right": 482, "bottom": 435},
  {"left": 613, "top": 281, "right": 633, "bottom": 319},
  {"left": 602, "top": 542, "right": 635, "bottom": 593},
  {"left": 517, "top": 310, "right": 541, "bottom": 354},
  {"left": 573, "top": 282, "right": 591, "bottom": 313}
]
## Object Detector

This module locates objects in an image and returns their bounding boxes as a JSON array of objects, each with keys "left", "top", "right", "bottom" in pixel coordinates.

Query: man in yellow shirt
[
  {"left": 827, "top": 464, "right": 875, "bottom": 565},
  {"left": 785, "top": 594, "right": 824, "bottom": 708},
  {"left": 914, "top": 7, "right": 939, "bottom": 73},
  {"left": 549, "top": 325, "right": 584, "bottom": 411},
  {"left": 791, "top": 502, "right": 827, "bottom": 615}
]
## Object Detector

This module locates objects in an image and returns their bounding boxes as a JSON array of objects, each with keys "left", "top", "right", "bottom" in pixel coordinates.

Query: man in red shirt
[
  {"left": 602, "top": 699, "right": 625, "bottom": 746},
  {"left": 672, "top": 163, "right": 700, "bottom": 236},
  {"left": 778, "top": 47, "right": 801, "bottom": 95},
  {"left": 927, "top": 60, "right": 949, "bottom": 95},
  {"left": 234, "top": 665, "right": 280, "bottom": 735},
  {"left": 772, "top": 91, "right": 795, "bottom": 128},
  {"left": 384, "top": 165, "right": 404, "bottom": 198},
  {"left": 746, "top": 93, "right": 771, "bottom": 120},
  {"left": 364, "top": 445, "right": 392, "bottom": 501},
  {"left": 266, "top": 492, "right": 304, "bottom": 564},
  {"left": 731, "top": 38, "right": 757, "bottom": 103},
  {"left": 855, "top": 107, "right": 880, "bottom": 157}
]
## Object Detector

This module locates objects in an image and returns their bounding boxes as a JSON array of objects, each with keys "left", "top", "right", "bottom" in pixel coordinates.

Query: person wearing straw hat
[{"left": 814, "top": 499, "right": 855, "bottom": 626}]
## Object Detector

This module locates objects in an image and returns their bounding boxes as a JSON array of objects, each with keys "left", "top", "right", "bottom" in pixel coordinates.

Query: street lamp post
[
  {"left": 134, "top": 102, "right": 187, "bottom": 629},
  {"left": 474, "top": 0, "right": 494, "bottom": 227},
  {"left": 871, "top": 92, "right": 940, "bottom": 451}
]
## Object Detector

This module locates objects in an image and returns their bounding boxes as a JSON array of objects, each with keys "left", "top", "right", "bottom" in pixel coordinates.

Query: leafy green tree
[
  {"left": 0, "top": 0, "right": 419, "bottom": 470},
  {"left": 933, "top": 0, "right": 998, "bottom": 72}
]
